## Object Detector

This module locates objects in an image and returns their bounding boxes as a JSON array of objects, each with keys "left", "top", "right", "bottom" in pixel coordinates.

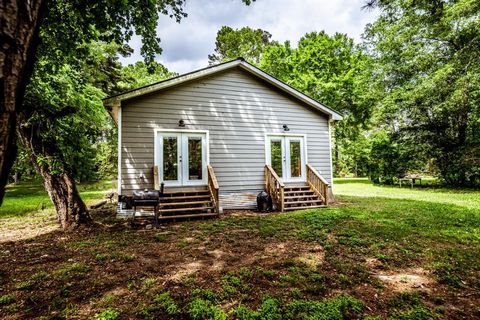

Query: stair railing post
[{"left": 280, "top": 184, "right": 285, "bottom": 212}]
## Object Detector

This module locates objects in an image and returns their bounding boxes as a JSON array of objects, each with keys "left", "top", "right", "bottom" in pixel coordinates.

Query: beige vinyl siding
[{"left": 121, "top": 67, "right": 331, "bottom": 198}]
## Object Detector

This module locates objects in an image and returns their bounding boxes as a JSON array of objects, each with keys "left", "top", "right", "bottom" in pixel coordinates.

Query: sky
[{"left": 120, "top": 0, "right": 377, "bottom": 74}]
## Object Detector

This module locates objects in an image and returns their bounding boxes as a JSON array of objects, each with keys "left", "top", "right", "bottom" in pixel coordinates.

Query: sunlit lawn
[
  {"left": 0, "top": 180, "right": 114, "bottom": 242},
  {"left": 0, "top": 180, "right": 114, "bottom": 218},
  {"left": 0, "top": 178, "right": 479, "bottom": 319}
]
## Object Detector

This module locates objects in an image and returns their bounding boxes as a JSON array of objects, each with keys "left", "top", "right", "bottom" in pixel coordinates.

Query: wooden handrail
[
  {"left": 306, "top": 164, "right": 330, "bottom": 205},
  {"left": 264, "top": 165, "right": 285, "bottom": 212},
  {"left": 153, "top": 165, "right": 160, "bottom": 190},
  {"left": 207, "top": 165, "right": 220, "bottom": 213}
]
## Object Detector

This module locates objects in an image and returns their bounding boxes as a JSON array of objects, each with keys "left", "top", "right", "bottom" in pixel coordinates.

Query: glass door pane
[
  {"left": 270, "top": 139, "right": 284, "bottom": 177},
  {"left": 289, "top": 140, "right": 301, "bottom": 178},
  {"left": 187, "top": 137, "right": 203, "bottom": 181},
  {"left": 163, "top": 136, "right": 178, "bottom": 181}
]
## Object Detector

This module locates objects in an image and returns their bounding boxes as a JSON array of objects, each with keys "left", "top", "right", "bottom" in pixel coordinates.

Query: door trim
[
  {"left": 154, "top": 129, "right": 210, "bottom": 187},
  {"left": 265, "top": 133, "right": 307, "bottom": 183}
]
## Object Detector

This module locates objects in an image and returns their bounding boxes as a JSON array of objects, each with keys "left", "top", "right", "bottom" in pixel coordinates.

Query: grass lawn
[
  {"left": 0, "top": 180, "right": 115, "bottom": 242},
  {"left": 0, "top": 179, "right": 479, "bottom": 319}
]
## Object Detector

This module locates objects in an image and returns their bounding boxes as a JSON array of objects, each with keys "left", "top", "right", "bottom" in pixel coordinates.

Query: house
[{"left": 103, "top": 58, "right": 342, "bottom": 219}]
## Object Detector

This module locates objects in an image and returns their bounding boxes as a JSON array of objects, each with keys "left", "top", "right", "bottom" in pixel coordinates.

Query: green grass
[
  {"left": 1, "top": 178, "right": 479, "bottom": 319},
  {"left": 0, "top": 180, "right": 114, "bottom": 219},
  {"left": 334, "top": 178, "right": 480, "bottom": 244}
]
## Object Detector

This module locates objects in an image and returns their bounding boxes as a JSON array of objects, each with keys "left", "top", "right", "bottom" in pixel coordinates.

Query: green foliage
[
  {"left": 154, "top": 291, "right": 179, "bottom": 315},
  {"left": 260, "top": 31, "right": 376, "bottom": 176},
  {"left": 368, "top": 130, "right": 424, "bottom": 184},
  {"left": 285, "top": 295, "right": 363, "bottom": 320},
  {"left": 55, "top": 262, "right": 91, "bottom": 279},
  {"left": 335, "top": 132, "right": 371, "bottom": 177},
  {"left": 262, "top": 31, "right": 374, "bottom": 132},
  {"left": 208, "top": 26, "right": 277, "bottom": 64},
  {"left": 15, "top": 280, "right": 34, "bottom": 290},
  {"left": 188, "top": 298, "right": 227, "bottom": 320},
  {"left": 387, "top": 292, "right": 438, "bottom": 320},
  {"left": 116, "top": 61, "right": 178, "bottom": 92},
  {"left": 233, "top": 295, "right": 362, "bottom": 320},
  {"left": 364, "top": 0, "right": 480, "bottom": 186},
  {"left": 22, "top": 41, "right": 116, "bottom": 182},
  {"left": 40, "top": 1, "right": 188, "bottom": 67},
  {"left": 0, "top": 180, "right": 112, "bottom": 219},
  {"left": 94, "top": 308, "right": 120, "bottom": 320},
  {"left": 9, "top": 143, "right": 37, "bottom": 183},
  {"left": 191, "top": 288, "right": 219, "bottom": 303},
  {"left": 0, "top": 294, "right": 16, "bottom": 305},
  {"left": 389, "top": 306, "right": 438, "bottom": 320},
  {"left": 95, "top": 252, "right": 136, "bottom": 262},
  {"left": 221, "top": 274, "right": 241, "bottom": 296}
]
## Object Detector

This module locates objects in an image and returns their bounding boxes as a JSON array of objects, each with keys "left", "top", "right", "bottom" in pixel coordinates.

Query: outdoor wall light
[
  {"left": 178, "top": 119, "right": 186, "bottom": 127},
  {"left": 283, "top": 124, "right": 290, "bottom": 132}
]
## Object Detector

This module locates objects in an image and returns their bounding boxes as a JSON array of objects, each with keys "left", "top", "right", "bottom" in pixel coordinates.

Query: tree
[
  {"left": 117, "top": 61, "right": 177, "bottom": 91},
  {"left": 16, "top": 39, "right": 177, "bottom": 229},
  {"left": 208, "top": 26, "right": 276, "bottom": 64},
  {"left": 364, "top": 0, "right": 480, "bottom": 186},
  {"left": 16, "top": 42, "right": 117, "bottom": 228},
  {"left": 260, "top": 32, "right": 376, "bottom": 175},
  {"left": 0, "top": 0, "right": 255, "bottom": 205}
]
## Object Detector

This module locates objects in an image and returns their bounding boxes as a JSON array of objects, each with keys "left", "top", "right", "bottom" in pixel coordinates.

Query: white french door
[
  {"left": 156, "top": 131, "right": 207, "bottom": 187},
  {"left": 266, "top": 135, "right": 306, "bottom": 183}
]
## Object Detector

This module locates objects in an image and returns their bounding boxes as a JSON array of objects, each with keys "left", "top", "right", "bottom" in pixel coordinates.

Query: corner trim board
[{"left": 117, "top": 106, "right": 122, "bottom": 195}]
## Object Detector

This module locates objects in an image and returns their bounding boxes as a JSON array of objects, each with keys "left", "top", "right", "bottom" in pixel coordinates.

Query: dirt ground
[{"left": 0, "top": 206, "right": 479, "bottom": 319}]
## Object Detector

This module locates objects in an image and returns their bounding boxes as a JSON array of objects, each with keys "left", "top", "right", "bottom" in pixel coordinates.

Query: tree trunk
[
  {"left": 0, "top": 0, "right": 45, "bottom": 204},
  {"left": 17, "top": 116, "right": 91, "bottom": 229},
  {"left": 40, "top": 169, "right": 91, "bottom": 229}
]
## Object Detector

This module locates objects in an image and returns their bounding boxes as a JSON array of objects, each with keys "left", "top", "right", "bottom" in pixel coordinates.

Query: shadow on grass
[{"left": 0, "top": 193, "right": 479, "bottom": 319}]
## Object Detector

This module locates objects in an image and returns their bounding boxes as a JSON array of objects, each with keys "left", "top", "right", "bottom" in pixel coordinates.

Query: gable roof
[{"left": 103, "top": 58, "right": 343, "bottom": 121}]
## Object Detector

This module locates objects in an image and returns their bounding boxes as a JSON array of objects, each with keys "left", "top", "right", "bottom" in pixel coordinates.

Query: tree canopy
[
  {"left": 0, "top": 0, "right": 255, "bottom": 205},
  {"left": 364, "top": 0, "right": 480, "bottom": 185},
  {"left": 259, "top": 31, "right": 376, "bottom": 175},
  {"left": 208, "top": 26, "right": 277, "bottom": 64}
]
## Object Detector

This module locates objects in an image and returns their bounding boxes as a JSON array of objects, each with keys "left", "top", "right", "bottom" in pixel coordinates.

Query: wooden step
[
  {"left": 285, "top": 190, "right": 314, "bottom": 195},
  {"left": 158, "top": 206, "right": 214, "bottom": 214},
  {"left": 285, "top": 199, "right": 323, "bottom": 205},
  {"left": 285, "top": 194, "right": 318, "bottom": 200},
  {"left": 284, "top": 205, "right": 327, "bottom": 211},
  {"left": 157, "top": 213, "right": 218, "bottom": 220},
  {"left": 159, "top": 200, "right": 212, "bottom": 207},
  {"left": 162, "top": 192, "right": 210, "bottom": 197},
  {"left": 163, "top": 188, "right": 208, "bottom": 194},
  {"left": 161, "top": 194, "right": 211, "bottom": 201},
  {"left": 285, "top": 186, "right": 310, "bottom": 191}
]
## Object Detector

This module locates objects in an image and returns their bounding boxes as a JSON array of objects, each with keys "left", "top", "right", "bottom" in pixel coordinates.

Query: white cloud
[{"left": 120, "top": 0, "right": 377, "bottom": 74}]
